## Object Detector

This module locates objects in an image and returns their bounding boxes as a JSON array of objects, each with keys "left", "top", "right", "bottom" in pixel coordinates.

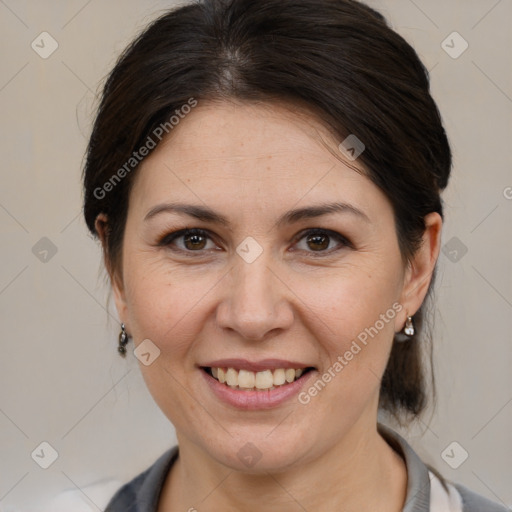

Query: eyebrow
[{"left": 144, "top": 201, "right": 370, "bottom": 226}]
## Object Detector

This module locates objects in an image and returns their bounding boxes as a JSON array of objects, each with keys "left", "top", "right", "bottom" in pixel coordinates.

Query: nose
[{"left": 215, "top": 250, "right": 294, "bottom": 341}]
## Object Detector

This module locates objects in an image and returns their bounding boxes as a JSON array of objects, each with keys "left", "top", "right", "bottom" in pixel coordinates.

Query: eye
[
  {"left": 158, "top": 228, "right": 218, "bottom": 253},
  {"left": 293, "top": 228, "right": 351, "bottom": 255}
]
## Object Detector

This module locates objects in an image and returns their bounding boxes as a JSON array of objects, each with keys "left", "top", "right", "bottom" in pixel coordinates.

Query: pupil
[
  {"left": 185, "top": 234, "right": 205, "bottom": 250},
  {"left": 308, "top": 234, "right": 328, "bottom": 250}
]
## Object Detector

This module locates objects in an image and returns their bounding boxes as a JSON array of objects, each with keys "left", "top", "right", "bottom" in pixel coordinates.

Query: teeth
[
  {"left": 285, "top": 369, "right": 295, "bottom": 383},
  {"left": 226, "top": 368, "right": 238, "bottom": 386},
  {"left": 238, "top": 369, "right": 255, "bottom": 389},
  {"left": 208, "top": 367, "right": 309, "bottom": 391},
  {"left": 273, "top": 368, "right": 286, "bottom": 385},
  {"left": 255, "top": 370, "right": 273, "bottom": 389}
]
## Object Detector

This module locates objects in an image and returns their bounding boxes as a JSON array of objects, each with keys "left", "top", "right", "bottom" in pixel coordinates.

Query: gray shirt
[{"left": 105, "top": 424, "right": 509, "bottom": 511}]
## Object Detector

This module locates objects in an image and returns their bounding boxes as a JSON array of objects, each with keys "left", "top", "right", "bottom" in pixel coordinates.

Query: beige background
[{"left": 0, "top": 0, "right": 511, "bottom": 510}]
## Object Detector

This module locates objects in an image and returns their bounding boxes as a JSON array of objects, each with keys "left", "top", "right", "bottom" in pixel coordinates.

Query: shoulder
[
  {"left": 454, "top": 482, "right": 510, "bottom": 512},
  {"left": 430, "top": 470, "right": 510, "bottom": 512},
  {"left": 377, "top": 423, "right": 509, "bottom": 512},
  {"left": 37, "top": 448, "right": 178, "bottom": 512},
  {"left": 36, "top": 479, "right": 124, "bottom": 512},
  {"left": 105, "top": 446, "right": 179, "bottom": 512}
]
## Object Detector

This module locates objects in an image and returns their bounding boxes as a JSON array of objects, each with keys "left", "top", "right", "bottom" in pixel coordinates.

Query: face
[{"left": 103, "top": 101, "right": 437, "bottom": 472}]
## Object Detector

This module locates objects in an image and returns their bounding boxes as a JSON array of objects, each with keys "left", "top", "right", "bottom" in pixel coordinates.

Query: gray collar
[{"left": 378, "top": 422, "right": 431, "bottom": 512}]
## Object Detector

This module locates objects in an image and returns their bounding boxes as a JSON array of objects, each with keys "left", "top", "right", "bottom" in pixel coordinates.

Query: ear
[
  {"left": 94, "top": 213, "right": 128, "bottom": 323},
  {"left": 397, "top": 212, "right": 442, "bottom": 331}
]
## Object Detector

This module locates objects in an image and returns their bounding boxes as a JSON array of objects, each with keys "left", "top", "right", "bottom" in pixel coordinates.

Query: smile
[{"left": 202, "top": 366, "right": 315, "bottom": 391}]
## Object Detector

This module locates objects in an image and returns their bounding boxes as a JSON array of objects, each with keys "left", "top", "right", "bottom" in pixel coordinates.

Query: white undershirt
[{"left": 429, "top": 470, "right": 464, "bottom": 512}]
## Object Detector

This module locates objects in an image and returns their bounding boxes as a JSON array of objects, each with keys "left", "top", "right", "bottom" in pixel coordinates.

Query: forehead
[
  {"left": 130, "top": 101, "right": 388, "bottom": 219},
  {"left": 141, "top": 100, "right": 342, "bottom": 171}
]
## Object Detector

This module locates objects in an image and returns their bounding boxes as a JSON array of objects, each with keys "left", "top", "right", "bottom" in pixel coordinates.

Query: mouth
[{"left": 200, "top": 366, "right": 316, "bottom": 392}]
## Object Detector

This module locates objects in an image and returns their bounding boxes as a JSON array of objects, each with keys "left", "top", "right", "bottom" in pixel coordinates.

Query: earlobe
[{"left": 398, "top": 212, "right": 442, "bottom": 325}]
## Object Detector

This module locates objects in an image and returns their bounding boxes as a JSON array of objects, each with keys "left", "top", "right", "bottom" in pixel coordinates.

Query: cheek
[
  {"left": 121, "top": 257, "right": 212, "bottom": 425},
  {"left": 296, "top": 260, "right": 401, "bottom": 337},
  {"left": 292, "top": 268, "right": 401, "bottom": 440},
  {"left": 122, "top": 253, "right": 217, "bottom": 353},
  {"left": 293, "top": 263, "right": 401, "bottom": 389}
]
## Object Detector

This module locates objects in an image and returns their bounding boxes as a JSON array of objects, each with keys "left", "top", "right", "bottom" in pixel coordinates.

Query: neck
[{"left": 159, "top": 420, "right": 407, "bottom": 512}]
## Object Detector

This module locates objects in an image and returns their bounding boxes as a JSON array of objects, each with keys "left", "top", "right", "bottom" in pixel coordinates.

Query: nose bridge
[
  {"left": 216, "top": 240, "right": 292, "bottom": 340},
  {"left": 234, "top": 247, "right": 273, "bottom": 301}
]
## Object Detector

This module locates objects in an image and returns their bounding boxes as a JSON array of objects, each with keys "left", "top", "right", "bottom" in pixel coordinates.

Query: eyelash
[{"left": 157, "top": 227, "right": 352, "bottom": 257}]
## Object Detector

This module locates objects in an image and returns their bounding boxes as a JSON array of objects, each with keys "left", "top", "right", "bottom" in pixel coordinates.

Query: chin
[{"left": 204, "top": 429, "right": 311, "bottom": 474}]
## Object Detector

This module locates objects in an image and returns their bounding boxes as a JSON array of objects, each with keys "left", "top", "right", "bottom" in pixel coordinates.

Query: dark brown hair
[{"left": 82, "top": 0, "right": 452, "bottom": 423}]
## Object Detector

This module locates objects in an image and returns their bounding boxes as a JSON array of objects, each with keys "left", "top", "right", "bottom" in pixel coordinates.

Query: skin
[{"left": 96, "top": 100, "right": 442, "bottom": 512}]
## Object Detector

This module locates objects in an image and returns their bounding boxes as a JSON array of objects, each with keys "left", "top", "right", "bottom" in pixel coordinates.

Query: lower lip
[{"left": 200, "top": 368, "right": 316, "bottom": 410}]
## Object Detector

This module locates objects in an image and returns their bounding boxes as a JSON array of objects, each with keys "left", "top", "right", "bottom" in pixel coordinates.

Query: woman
[{"left": 81, "top": 0, "right": 508, "bottom": 510}]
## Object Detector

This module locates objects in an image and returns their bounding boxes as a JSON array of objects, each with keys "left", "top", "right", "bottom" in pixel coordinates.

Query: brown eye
[
  {"left": 306, "top": 233, "right": 330, "bottom": 251},
  {"left": 294, "top": 228, "right": 351, "bottom": 255},
  {"left": 159, "top": 228, "right": 216, "bottom": 253},
  {"left": 183, "top": 232, "right": 207, "bottom": 250}
]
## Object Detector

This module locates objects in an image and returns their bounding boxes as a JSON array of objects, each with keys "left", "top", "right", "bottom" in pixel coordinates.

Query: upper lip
[{"left": 200, "top": 358, "right": 315, "bottom": 372}]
